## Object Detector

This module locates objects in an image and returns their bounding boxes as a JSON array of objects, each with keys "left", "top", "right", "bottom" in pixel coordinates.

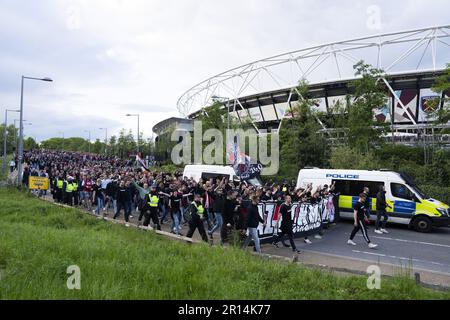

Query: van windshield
[
  {"left": 399, "top": 171, "right": 429, "bottom": 199},
  {"left": 407, "top": 184, "right": 429, "bottom": 200}
]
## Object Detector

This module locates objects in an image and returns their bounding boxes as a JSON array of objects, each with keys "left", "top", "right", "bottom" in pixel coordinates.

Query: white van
[
  {"left": 296, "top": 168, "right": 450, "bottom": 232},
  {"left": 183, "top": 165, "right": 240, "bottom": 183},
  {"left": 183, "top": 165, "right": 262, "bottom": 186}
]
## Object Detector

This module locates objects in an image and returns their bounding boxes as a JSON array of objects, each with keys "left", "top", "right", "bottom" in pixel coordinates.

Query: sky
[{"left": 0, "top": 0, "right": 449, "bottom": 143}]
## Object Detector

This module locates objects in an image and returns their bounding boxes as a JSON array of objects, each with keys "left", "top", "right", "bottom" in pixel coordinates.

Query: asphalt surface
[{"left": 265, "top": 220, "right": 450, "bottom": 276}]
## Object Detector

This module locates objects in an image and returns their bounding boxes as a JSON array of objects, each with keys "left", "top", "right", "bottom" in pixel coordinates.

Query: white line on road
[
  {"left": 349, "top": 233, "right": 450, "bottom": 249},
  {"left": 352, "top": 250, "right": 449, "bottom": 267}
]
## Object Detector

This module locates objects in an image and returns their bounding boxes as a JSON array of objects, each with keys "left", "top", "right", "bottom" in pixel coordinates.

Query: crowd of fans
[{"left": 21, "top": 149, "right": 338, "bottom": 253}]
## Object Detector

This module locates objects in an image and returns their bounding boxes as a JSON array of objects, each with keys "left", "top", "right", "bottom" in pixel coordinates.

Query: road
[{"left": 265, "top": 221, "right": 450, "bottom": 276}]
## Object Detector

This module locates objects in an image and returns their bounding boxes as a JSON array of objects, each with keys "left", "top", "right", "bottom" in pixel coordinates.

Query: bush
[
  {"left": 419, "top": 185, "right": 450, "bottom": 205},
  {"left": 153, "top": 164, "right": 182, "bottom": 174},
  {"left": 330, "top": 146, "right": 380, "bottom": 170}
]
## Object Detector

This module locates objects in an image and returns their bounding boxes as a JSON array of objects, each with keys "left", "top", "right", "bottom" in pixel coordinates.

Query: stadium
[{"left": 154, "top": 26, "right": 450, "bottom": 144}]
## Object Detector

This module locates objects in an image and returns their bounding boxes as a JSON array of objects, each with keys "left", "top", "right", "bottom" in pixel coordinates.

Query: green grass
[{"left": 0, "top": 187, "right": 448, "bottom": 300}]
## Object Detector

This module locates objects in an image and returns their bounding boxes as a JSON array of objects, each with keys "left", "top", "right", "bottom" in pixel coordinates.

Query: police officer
[
  {"left": 143, "top": 185, "right": 161, "bottom": 230},
  {"left": 186, "top": 194, "right": 208, "bottom": 242},
  {"left": 54, "top": 174, "right": 64, "bottom": 203},
  {"left": 72, "top": 178, "right": 79, "bottom": 206},
  {"left": 375, "top": 185, "right": 391, "bottom": 234}
]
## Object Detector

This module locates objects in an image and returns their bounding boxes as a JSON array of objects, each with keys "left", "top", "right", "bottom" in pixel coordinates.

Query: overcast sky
[{"left": 0, "top": 0, "right": 448, "bottom": 142}]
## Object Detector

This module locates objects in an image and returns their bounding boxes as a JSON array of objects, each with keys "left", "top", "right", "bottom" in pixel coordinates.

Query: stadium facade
[{"left": 154, "top": 26, "right": 450, "bottom": 140}]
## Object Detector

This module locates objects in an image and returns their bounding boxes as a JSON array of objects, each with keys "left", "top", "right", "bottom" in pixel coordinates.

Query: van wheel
[{"left": 413, "top": 216, "right": 432, "bottom": 233}]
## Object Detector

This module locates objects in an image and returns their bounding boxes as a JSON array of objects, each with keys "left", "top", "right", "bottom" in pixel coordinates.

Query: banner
[
  {"left": 256, "top": 196, "right": 334, "bottom": 242},
  {"left": 29, "top": 177, "right": 49, "bottom": 190},
  {"left": 226, "top": 135, "right": 262, "bottom": 181}
]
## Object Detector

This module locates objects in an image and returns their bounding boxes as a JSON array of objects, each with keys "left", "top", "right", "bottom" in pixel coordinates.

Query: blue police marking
[
  {"left": 393, "top": 200, "right": 416, "bottom": 217},
  {"left": 326, "top": 174, "right": 360, "bottom": 179}
]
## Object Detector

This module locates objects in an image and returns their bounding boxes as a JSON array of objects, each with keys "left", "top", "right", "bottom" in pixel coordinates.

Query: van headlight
[{"left": 436, "top": 208, "right": 449, "bottom": 217}]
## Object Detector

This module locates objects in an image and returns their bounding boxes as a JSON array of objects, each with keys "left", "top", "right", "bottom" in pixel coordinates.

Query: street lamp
[
  {"left": 126, "top": 113, "right": 140, "bottom": 154},
  {"left": 14, "top": 119, "right": 31, "bottom": 154},
  {"left": 17, "top": 75, "right": 53, "bottom": 186},
  {"left": 84, "top": 130, "right": 91, "bottom": 153},
  {"left": 99, "top": 128, "right": 108, "bottom": 154},
  {"left": 3, "top": 109, "right": 20, "bottom": 171}
]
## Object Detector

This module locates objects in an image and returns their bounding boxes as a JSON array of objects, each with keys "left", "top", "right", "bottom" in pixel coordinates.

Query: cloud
[{"left": 0, "top": 0, "right": 448, "bottom": 142}]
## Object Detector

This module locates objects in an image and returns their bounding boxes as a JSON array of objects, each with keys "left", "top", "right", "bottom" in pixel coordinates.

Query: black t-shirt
[
  {"left": 170, "top": 194, "right": 182, "bottom": 209},
  {"left": 354, "top": 201, "right": 365, "bottom": 220},
  {"left": 279, "top": 203, "right": 293, "bottom": 232}
]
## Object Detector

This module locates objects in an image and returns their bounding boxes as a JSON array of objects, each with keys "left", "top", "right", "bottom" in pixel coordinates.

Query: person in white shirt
[{"left": 9, "top": 160, "right": 15, "bottom": 173}]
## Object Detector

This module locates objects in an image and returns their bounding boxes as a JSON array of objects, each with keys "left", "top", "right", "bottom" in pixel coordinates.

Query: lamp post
[
  {"left": 126, "top": 113, "right": 140, "bottom": 154},
  {"left": 3, "top": 109, "right": 20, "bottom": 171},
  {"left": 17, "top": 75, "right": 53, "bottom": 186},
  {"left": 84, "top": 130, "right": 91, "bottom": 153},
  {"left": 14, "top": 119, "right": 30, "bottom": 154},
  {"left": 99, "top": 128, "right": 108, "bottom": 154}
]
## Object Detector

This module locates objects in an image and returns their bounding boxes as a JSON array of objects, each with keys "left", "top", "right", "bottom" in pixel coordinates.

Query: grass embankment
[{"left": 0, "top": 187, "right": 448, "bottom": 300}]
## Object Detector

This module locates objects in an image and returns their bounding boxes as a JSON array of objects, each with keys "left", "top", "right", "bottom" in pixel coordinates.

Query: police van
[
  {"left": 296, "top": 168, "right": 450, "bottom": 233},
  {"left": 183, "top": 165, "right": 262, "bottom": 186}
]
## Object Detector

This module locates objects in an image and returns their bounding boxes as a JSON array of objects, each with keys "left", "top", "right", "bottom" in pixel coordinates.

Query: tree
[
  {"left": 24, "top": 137, "right": 38, "bottom": 150},
  {"left": 108, "top": 135, "right": 117, "bottom": 155},
  {"left": 346, "top": 61, "right": 387, "bottom": 153},
  {"left": 278, "top": 80, "right": 329, "bottom": 178},
  {"left": 114, "top": 129, "right": 137, "bottom": 158},
  {"left": 0, "top": 124, "right": 18, "bottom": 155},
  {"left": 330, "top": 146, "right": 380, "bottom": 170},
  {"left": 429, "top": 63, "right": 450, "bottom": 125},
  {"left": 92, "top": 139, "right": 104, "bottom": 154}
]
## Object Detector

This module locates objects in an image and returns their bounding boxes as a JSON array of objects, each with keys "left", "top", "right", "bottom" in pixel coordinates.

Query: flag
[
  {"left": 135, "top": 154, "right": 150, "bottom": 172},
  {"left": 226, "top": 135, "right": 262, "bottom": 181}
]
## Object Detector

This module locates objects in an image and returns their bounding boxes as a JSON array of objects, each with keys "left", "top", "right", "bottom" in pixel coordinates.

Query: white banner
[{"left": 256, "top": 196, "right": 334, "bottom": 242}]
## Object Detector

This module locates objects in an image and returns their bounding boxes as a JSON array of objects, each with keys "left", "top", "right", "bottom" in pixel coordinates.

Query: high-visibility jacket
[
  {"left": 192, "top": 201, "right": 205, "bottom": 217},
  {"left": 148, "top": 194, "right": 159, "bottom": 207},
  {"left": 57, "top": 179, "right": 63, "bottom": 189},
  {"left": 282, "top": 187, "right": 287, "bottom": 192},
  {"left": 71, "top": 182, "right": 78, "bottom": 192},
  {"left": 66, "top": 182, "right": 74, "bottom": 193}
]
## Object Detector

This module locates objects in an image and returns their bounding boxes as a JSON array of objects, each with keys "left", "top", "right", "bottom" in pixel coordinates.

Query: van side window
[
  {"left": 201, "top": 173, "right": 228, "bottom": 181},
  {"left": 333, "top": 180, "right": 384, "bottom": 197},
  {"left": 391, "top": 183, "right": 415, "bottom": 201}
]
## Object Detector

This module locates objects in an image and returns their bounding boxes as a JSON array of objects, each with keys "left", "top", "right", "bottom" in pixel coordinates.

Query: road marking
[
  {"left": 349, "top": 233, "right": 450, "bottom": 249},
  {"left": 352, "top": 250, "right": 448, "bottom": 267}
]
